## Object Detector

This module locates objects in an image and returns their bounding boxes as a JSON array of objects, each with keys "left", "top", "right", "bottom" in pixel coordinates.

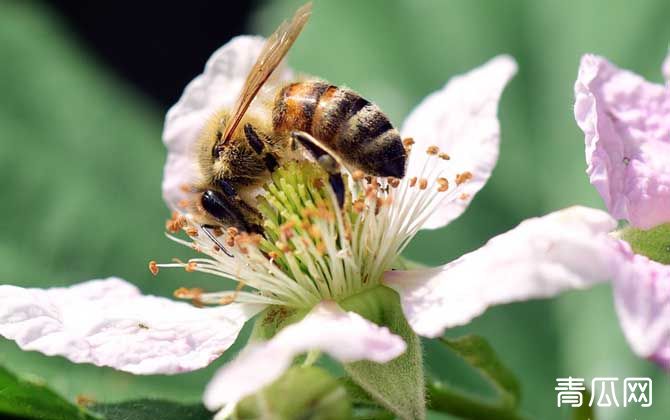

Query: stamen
[
  {"left": 456, "top": 171, "right": 473, "bottom": 185},
  {"left": 419, "top": 178, "right": 428, "bottom": 190},
  {"left": 438, "top": 152, "right": 451, "bottom": 160},
  {"left": 409, "top": 177, "right": 418, "bottom": 187},
  {"left": 148, "top": 260, "right": 159, "bottom": 276},
  {"left": 426, "top": 145, "right": 439, "bottom": 155}
]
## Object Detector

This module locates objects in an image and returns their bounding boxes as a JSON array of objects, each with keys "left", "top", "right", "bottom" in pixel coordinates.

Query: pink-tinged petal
[
  {"left": 384, "top": 206, "right": 617, "bottom": 338},
  {"left": 203, "top": 301, "right": 405, "bottom": 411},
  {"left": 611, "top": 241, "right": 670, "bottom": 370},
  {"left": 575, "top": 54, "right": 670, "bottom": 229},
  {"left": 0, "top": 278, "right": 264, "bottom": 374},
  {"left": 401, "top": 55, "right": 517, "bottom": 229},
  {"left": 162, "top": 36, "right": 294, "bottom": 209}
]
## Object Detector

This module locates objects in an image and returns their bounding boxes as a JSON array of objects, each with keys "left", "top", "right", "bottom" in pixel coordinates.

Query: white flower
[{"left": 0, "top": 36, "right": 618, "bottom": 417}]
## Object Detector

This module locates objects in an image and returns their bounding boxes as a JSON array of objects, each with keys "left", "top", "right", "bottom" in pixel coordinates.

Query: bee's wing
[{"left": 220, "top": 2, "right": 312, "bottom": 144}]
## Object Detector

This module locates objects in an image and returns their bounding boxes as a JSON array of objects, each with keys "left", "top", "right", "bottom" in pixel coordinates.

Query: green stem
[{"left": 427, "top": 381, "right": 528, "bottom": 420}]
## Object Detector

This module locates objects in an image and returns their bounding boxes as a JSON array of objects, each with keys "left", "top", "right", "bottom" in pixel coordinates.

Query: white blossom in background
[
  {"left": 0, "top": 36, "right": 621, "bottom": 418},
  {"left": 575, "top": 51, "right": 670, "bottom": 369}
]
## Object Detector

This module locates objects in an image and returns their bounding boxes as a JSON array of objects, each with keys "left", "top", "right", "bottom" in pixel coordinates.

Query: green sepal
[
  {"left": 339, "top": 286, "right": 426, "bottom": 420},
  {"left": 619, "top": 222, "right": 670, "bottom": 264},
  {"left": 249, "top": 305, "right": 307, "bottom": 342},
  {"left": 234, "top": 366, "right": 351, "bottom": 420},
  {"left": 440, "top": 335, "right": 521, "bottom": 408}
]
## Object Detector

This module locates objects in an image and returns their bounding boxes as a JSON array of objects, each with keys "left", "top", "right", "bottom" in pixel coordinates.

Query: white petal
[
  {"left": 203, "top": 301, "right": 406, "bottom": 411},
  {"left": 663, "top": 50, "right": 670, "bottom": 83},
  {"left": 0, "top": 278, "right": 264, "bottom": 374},
  {"left": 401, "top": 55, "right": 518, "bottom": 229},
  {"left": 161, "top": 36, "right": 294, "bottom": 209},
  {"left": 384, "top": 206, "right": 617, "bottom": 337},
  {"left": 611, "top": 241, "right": 670, "bottom": 370}
]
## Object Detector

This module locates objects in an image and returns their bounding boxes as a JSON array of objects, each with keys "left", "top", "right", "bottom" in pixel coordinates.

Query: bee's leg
[
  {"left": 291, "top": 131, "right": 345, "bottom": 207},
  {"left": 200, "top": 224, "right": 233, "bottom": 257},
  {"left": 244, "top": 123, "right": 279, "bottom": 172}
]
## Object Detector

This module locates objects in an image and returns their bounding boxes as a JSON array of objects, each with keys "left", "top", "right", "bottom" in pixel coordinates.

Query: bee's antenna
[{"left": 201, "top": 226, "right": 234, "bottom": 258}]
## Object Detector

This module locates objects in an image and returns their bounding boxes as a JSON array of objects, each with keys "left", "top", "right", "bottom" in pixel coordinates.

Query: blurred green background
[{"left": 1, "top": 1, "right": 668, "bottom": 419}]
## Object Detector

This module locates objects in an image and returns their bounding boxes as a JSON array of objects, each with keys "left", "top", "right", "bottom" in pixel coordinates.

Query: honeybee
[{"left": 193, "top": 2, "right": 407, "bottom": 239}]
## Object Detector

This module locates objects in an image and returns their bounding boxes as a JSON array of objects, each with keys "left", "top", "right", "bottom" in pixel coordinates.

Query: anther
[
  {"left": 426, "top": 145, "right": 439, "bottom": 155},
  {"left": 212, "top": 227, "right": 224, "bottom": 237},
  {"left": 308, "top": 225, "right": 321, "bottom": 240},
  {"left": 459, "top": 193, "right": 471, "bottom": 200},
  {"left": 179, "top": 184, "right": 192, "bottom": 193},
  {"left": 177, "top": 199, "right": 191, "bottom": 209},
  {"left": 185, "top": 261, "right": 198, "bottom": 272},
  {"left": 352, "top": 170, "right": 365, "bottom": 181},
  {"left": 409, "top": 177, "right": 418, "bottom": 187},
  {"left": 388, "top": 177, "right": 400, "bottom": 188},
  {"left": 353, "top": 199, "right": 366, "bottom": 213},
  {"left": 403, "top": 137, "right": 415, "bottom": 147},
  {"left": 437, "top": 177, "right": 449, "bottom": 192},
  {"left": 148, "top": 260, "right": 159, "bottom": 276},
  {"left": 419, "top": 178, "right": 428, "bottom": 190},
  {"left": 438, "top": 152, "right": 451, "bottom": 160},
  {"left": 227, "top": 227, "right": 239, "bottom": 237},
  {"left": 186, "top": 227, "right": 199, "bottom": 237},
  {"left": 456, "top": 171, "right": 473, "bottom": 185}
]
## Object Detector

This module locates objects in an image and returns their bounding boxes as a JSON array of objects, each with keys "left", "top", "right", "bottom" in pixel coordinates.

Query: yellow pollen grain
[
  {"left": 352, "top": 170, "right": 365, "bottom": 181},
  {"left": 409, "top": 177, "right": 418, "bottom": 187},
  {"left": 426, "top": 145, "right": 439, "bottom": 155},
  {"left": 389, "top": 177, "right": 400, "bottom": 188},
  {"left": 148, "top": 260, "right": 159, "bottom": 276},
  {"left": 456, "top": 171, "right": 473, "bottom": 185},
  {"left": 308, "top": 225, "right": 321, "bottom": 239}
]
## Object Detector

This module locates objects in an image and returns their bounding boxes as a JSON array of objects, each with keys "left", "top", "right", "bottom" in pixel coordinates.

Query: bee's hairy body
[
  {"left": 273, "top": 81, "right": 406, "bottom": 178},
  {"left": 194, "top": 80, "right": 406, "bottom": 232}
]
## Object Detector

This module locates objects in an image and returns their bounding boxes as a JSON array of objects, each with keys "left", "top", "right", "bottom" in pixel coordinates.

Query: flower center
[{"left": 151, "top": 143, "right": 470, "bottom": 308}]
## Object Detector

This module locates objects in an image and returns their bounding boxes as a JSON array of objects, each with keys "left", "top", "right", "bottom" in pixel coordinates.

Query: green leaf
[
  {"left": 340, "top": 286, "right": 425, "bottom": 420},
  {"left": 0, "top": 365, "right": 98, "bottom": 420},
  {"left": 571, "top": 389, "right": 595, "bottom": 420},
  {"left": 440, "top": 335, "right": 521, "bottom": 409},
  {"left": 427, "top": 381, "right": 526, "bottom": 420},
  {"left": 91, "top": 400, "right": 211, "bottom": 420},
  {"left": 619, "top": 223, "right": 670, "bottom": 264},
  {"left": 235, "top": 366, "right": 351, "bottom": 420}
]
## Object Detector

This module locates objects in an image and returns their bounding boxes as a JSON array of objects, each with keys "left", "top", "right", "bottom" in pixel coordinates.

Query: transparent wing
[{"left": 220, "top": 2, "right": 312, "bottom": 144}]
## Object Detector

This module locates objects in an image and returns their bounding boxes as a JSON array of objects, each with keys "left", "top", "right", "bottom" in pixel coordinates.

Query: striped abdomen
[{"left": 272, "top": 81, "right": 407, "bottom": 178}]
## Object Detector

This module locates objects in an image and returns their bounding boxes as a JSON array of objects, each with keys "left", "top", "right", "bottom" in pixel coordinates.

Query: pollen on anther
[
  {"left": 409, "top": 177, "right": 418, "bottom": 187},
  {"left": 438, "top": 152, "right": 451, "bottom": 160},
  {"left": 403, "top": 137, "right": 415, "bottom": 147},
  {"left": 419, "top": 178, "right": 428, "bottom": 190},
  {"left": 437, "top": 177, "right": 449, "bottom": 192},
  {"left": 426, "top": 145, "right": 439, "bottom": 155},
  {"left": 148, "top": 260, "right": 159, "bottom": 276},
  {"left": 456, "top": 171, "right": 473, "bottom": 185},
  {"left": 186, "top": 227, "right": 199, "bottom": 237},
  {"left": 388, "top": 177, "right": 400, "bottom": 188},
  {"left": 352, "top": 170, "right": 365, "bottom": 181}
]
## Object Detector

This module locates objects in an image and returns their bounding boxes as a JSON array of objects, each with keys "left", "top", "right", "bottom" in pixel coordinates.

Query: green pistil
[{"left": 619, "top": 222, "right": 670, "bottom": 264}]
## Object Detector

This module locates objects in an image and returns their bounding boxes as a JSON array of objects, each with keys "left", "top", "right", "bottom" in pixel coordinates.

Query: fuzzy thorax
[{"left": 152, "top": 145, "right": 470, "bottom": 309}]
